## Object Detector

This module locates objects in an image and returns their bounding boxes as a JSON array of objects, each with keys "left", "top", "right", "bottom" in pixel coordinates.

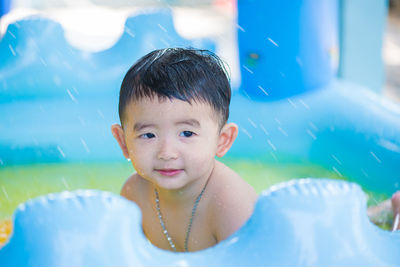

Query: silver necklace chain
[{"left": 154, "top": 179, "right": 209, "bottom": 252}]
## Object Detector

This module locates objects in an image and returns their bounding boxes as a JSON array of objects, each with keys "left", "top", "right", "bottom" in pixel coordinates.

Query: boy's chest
[{"left": 141, "top": 202, "right": 217, "bottom": 252}]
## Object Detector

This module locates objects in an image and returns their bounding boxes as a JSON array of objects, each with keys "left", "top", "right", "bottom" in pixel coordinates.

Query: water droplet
[
  {"left": 299, "top": 99, "right": 310, "bottom": 110},
  {"left": 80, "top": 137, "right": 90, "bottom": 153},
  {"left": 258, "top": 85, "right": 268, "bottom": 96},
  {"left": 57, "top": 145, "right": 66, "bottom": 158},
  {"left": 360, "top": 168, "right": 369, "bottom": 177},
  {"left": 306, "top": 129, "right": 317, "bottom": 140},
  {"left": 157, "top": 24, "right": 168, "bottom": 33},
  {"left": 39, "top": 57, "right": 47, "bottom": 66},
  {"left": 296, "top": 56, "right": 303, "bottom": 66},
  {"left": 8, "top": 30, "right": 16, "bottom": 39},
  {"left": 308, "top": 121, "right": 318, "bottom": 131},
  {"left": 260, "top": 124, "right": 269, "bottom": 135},
  {"left": 8, "top": 44, "right": 16, "bottom": 56},
  {"left": 97, "top": 109, "right": 105, "bottom": 119},
  {"left": 61, "top": 177, "right": 70, "bottom": 190},
  {"left": 267, "top": 37, "right": 279, "bottom": 47},
  {"left": 66, "top": 89, "right": 78, "bottom": 104},
  {"left": 278, "top": 127, "right": 288, "bottom": 137},
  {"left": 270, "top": 151, "right": 279, "bottom": 161},
  {"left": 267, "top": 139, "right": 276, "bottom": 151},
  {"left": 370, "top": 151, "right": 381, "bottom": 163},
  {"left": 247, "top": 118, "right": 257, "bottom": 128},
  {"left": 287, "top": 98, "right": 297, "bottom": 108},
  {"left": 236, "top": 24, "right": 245, "bottom": 32},
  {"left": 332, "top": 166, "right": 342, "bottom": 177},
  {"left": 2, "top": 186, "right": 10, "bottom": 203},
  {"left": 78, "top": 116, "right": 86, "bottom": 127},
  {"left": 160, "top": 38, "right": 170, "bottom": 47},
  {"left": 331, "top": 154, "right": 342, "bottom": 165},
  {"left": 242, "top": 65, "right": 253, "bottom": 74},
  {"left": 241, "top": 127, "right": 252, "bottom": 139},
  {"left": 125, "top": 27, "right": 135, "bottom": 38}
]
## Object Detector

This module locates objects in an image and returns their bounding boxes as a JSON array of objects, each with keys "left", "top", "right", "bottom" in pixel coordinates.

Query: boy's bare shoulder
[
  {"left": 209, "top": 161, "right": 258, "bottom": 241},
  {"left": 210, "top": 160, "right": 257, "bottom": 201},
  {"left": 120, "top": 173, "right": 147, "bottom": 204}
]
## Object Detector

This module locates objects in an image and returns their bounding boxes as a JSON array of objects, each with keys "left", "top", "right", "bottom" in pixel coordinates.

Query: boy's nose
[{"left": 157, "top": 139, "right": 178, "bottom": 161}]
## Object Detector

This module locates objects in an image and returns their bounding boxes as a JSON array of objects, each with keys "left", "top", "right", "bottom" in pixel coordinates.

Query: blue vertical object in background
[
  {"left": 0, "top": 0, "right": 12, "bottom": 18},
  {"left": 237, "top": 0, "right": 338, "bottom": 100},
  {"left": 338, "top": 0, "right": 388, "bottom": 92}
]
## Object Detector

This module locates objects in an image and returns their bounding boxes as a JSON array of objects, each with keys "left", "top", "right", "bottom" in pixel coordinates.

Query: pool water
[{"left": 0, "top": 158, "right": 392, "bottom": 245}]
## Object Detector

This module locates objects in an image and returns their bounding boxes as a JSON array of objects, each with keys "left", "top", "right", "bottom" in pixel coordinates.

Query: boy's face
[{"left": 116, "top": 97, "right": 225, "bottom": 191}]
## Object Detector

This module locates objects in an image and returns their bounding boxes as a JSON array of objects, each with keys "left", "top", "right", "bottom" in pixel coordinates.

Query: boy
[
  {"left": 111, "top": 48, "right": 258, "bottom": 252},
  {"left": 111, "top": 47, "right": 400, "bottom": 253}
]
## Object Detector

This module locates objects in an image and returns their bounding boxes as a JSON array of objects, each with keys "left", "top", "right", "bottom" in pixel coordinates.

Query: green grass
[
  {"left": 0, "top": 161, "right": 131, "bottom": 220},
  {"left": 221, "top": 158, "right": 346, "bottom": 194}
]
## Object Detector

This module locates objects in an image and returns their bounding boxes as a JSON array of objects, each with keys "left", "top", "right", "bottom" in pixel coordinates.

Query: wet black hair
[{"left": 118, "top": 48, "right": 231, "bottom": 128}]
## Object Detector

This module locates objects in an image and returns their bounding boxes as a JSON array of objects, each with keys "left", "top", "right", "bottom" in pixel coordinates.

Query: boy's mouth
[{"left": 156, "top": 169, "right": 183, "bottom": 176}]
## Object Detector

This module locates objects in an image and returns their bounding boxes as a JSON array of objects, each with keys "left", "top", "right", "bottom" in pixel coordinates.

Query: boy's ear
[
  {"left": 216, "top": 122, "right": 238, "bottom": 158},
  {"left": 111, "top": 124, "right": 130, "bottom": 159}
]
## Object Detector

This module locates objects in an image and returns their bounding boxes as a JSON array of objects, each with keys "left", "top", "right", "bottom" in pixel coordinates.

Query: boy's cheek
[
  {"left": 128, "top": 149, "right": 142, "bottom": 162},
  {"left": 129, "top": 158, "right": 146, "bottom": 175},
  {"left": 126, "top": 142, "right": 142, "bottom": 155}
]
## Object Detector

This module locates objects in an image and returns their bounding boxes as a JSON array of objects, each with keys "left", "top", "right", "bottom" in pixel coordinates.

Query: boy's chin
[
  {"left": 153, "top": 176, "right": 186, "bottom": 190},
  {"left": 155, "top": 177, "right": 201, "bottom": 193}
]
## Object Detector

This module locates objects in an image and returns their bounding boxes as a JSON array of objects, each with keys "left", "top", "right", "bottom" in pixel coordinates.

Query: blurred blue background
[{"left": 0, "top": 0, "right": 399, "bottom": 214}]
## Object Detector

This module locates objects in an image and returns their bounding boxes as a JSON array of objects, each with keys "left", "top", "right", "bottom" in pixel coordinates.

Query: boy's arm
[
  {"left": 391, "top": 192, "right": 400, "bottom": 231},
  {"left": 367, "top": 191, "right": 400, "bottom": 231},
  {"left": 367, "top": 199, "right": 392, "bottom": 225}
]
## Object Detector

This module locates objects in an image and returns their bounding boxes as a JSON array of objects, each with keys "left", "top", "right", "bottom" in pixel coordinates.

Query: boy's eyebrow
[
  {"left": 133, "top": 119, "right": 200, "bottom": 131},
  {"left": 176, "top": 119, "right": 200, "bottom": 128},
  {"left": 133, "top": 123, "right": 155, "bottom": 132}
]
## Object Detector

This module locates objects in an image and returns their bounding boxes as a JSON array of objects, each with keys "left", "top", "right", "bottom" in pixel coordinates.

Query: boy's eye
[
  {"left": 140, "top": 133, "right": 155, "bottom": 139},
  {"left": 179, "top": 131, "right": 195, "bottom": 138}
]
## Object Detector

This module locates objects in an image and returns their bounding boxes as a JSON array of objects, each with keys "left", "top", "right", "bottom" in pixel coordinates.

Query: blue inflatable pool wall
[
  {"left": 0, "top": 9, "right": 214, "bottom": 164},
  {"left": 1, "top": 179, "right": 400, "bottom": 266},
  {"left": 1, "top": 0, "right": 400, "bottom": 265}
]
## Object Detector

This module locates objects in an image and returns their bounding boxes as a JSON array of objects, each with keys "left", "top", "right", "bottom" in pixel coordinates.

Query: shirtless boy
[
  {"left": 111, "top": 48, "right": 258, "bottom": 252},
  {"left": 111, "top": 48, "right": 400, "bottom": 253}
]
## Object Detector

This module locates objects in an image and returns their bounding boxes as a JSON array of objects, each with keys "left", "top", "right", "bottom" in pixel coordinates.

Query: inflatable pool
[
  {"left": 1, "top": 179, "right": 400, "bottom": 266},
  {"left": 0, "top": 0, "right": 400, "bottom": 266}
]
